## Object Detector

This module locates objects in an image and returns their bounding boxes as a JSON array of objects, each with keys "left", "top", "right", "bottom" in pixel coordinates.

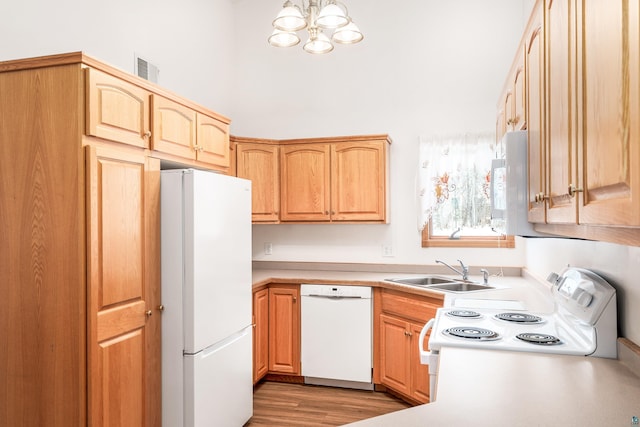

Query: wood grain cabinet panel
[
  {"left": 0, "top": 63, "right": 86, "bottom": 427},
  {"left": 279, "top": 136, "right": 390, "bottom": 223},
  {"left": 526, "top": 3, "right": 547, "bottom": 225},
  {"left": 576, "top": 0, "right": 640, "bottom": 226},
  {"left": 86, "top": 68, "right": 151, "bottom": 148},
  {"left": 268, "top": 285, "right": 300, "bottom": 375},
  {"left": 150, "top": 95, "right": 231, "bottom": 170},
  {"left": 237, "top": 142, "right": 280, "bottom": 222},
  {"left": 151, "top": 94, "right": 197, "bottom": 159},
  {"left": 253, "top": 288, "right": 269, "bottom": 383},
  {"left": 86, "top": 145, "right": 160, "bottom": 427},
  {"left": 545, "top": 0, "right": 577, "bottom": 224},
  {"left": 197, "top": 112, "right": 231, "bottom": 168},
  {"left": 331, "top": 142, "right": 387, "bottom": 221},
  {"left": 280, "top": 143, "right": 332, "bottom": 222},
  {"left": 374, "top": 289, "right": 442, "bottom": 404}
]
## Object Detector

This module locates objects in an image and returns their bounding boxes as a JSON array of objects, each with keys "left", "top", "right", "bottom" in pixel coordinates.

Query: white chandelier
[{"left": 268, "top": 0, "right": 364, "bottom": 54}]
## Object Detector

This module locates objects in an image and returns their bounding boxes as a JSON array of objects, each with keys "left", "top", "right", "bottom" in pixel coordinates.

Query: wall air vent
[{"left": 134, "top": 55, "right": 159, "bottom": 83}]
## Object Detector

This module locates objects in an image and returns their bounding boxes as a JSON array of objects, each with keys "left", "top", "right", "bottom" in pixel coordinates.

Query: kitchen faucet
[{"left": 435, "top": 259, "right": 469, "bottom": 281}]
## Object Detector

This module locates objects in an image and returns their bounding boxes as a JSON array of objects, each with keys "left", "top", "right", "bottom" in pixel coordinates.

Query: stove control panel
[{"left": 548, "top": 267, "right": 616, "bottom": 325}]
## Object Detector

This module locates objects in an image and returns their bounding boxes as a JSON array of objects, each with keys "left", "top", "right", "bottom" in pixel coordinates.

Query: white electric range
[{"left": 419, "top": 267, "right": 618, "bottom": 401}]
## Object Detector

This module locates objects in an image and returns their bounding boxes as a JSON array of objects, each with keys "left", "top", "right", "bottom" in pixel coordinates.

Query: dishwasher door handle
[{"left": 304, "top": 294, "right": 364, "bottom": 299}]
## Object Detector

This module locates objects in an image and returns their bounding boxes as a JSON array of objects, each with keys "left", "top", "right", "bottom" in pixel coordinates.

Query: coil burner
[
  {"left": 516, "top": 332, "right": 562, "bottom": 346},
  {"left": 495, "top": 312, "right": 544, "bottom": 324},
  {"left": 443, "top": 326, "right": 500, "bottom": 341},
  {"left": 445, "top": 310, "right": 482, "bottom": 319}
]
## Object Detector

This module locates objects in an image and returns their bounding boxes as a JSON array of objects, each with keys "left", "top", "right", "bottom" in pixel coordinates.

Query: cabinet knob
[
  {"left": 293, "top": 296, "right": 297, "bottom": 303},
  {"left": 568, "top": 184, "right": 584, "bottom": 197},
  {"left": 534, "top": 192, "right": 548, "bottom": 203},
  {"left": 143, "top": 131, "right": 151, "bottom": 138},
  {"left": 145, "top": 310, "right": 153, "bottom": 317},
  {"left": 157, "top": 305, "right": 164, "bottom": 312}
]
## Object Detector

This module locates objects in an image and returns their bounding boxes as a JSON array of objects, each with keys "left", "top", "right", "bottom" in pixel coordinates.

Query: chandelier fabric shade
[{"left": 268, "top": 0, "right": 363, "bottom": 54}]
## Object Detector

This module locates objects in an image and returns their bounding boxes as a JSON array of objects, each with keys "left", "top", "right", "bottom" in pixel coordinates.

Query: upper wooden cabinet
[
  {"left": 235, "top": 139, "right": 281, "bottom": 223},
  {"left": 545, "top": 0, "right": 577, "bottom": 224},
  {"left": 151, "top": 94, "right": 197, "bottom": 158},
  {"left": 150, "top": 95, "right": 231, "bottom": 169},
  {"left": 526, "top": 3, "right": 547, "bottom": 225},
  {"left": 234, "top": 134, "right": 391, "bottom": 224},
  {"left": 86, "top": 68, "right": 151, "bottom": 148},
  {"left": 280, "top": 143, "right": 332, "bottom": 221},
  {"left": 331, "top": 141, "right": 388, "bottom": 221},
  {"left": 196, "top": 112, "right": 231, "bottom": 168},
  {"left": 500, "top": 0, "right": 640, "bottom": 245},
  {"left": 280, "top": 135, "right": 391, "bottom": 223},
  {"left": 575, "top": 0, "right": 640, "bottom": 227},
  {"left": 496, "top": 43, "right": 526, "bottom": 145}
]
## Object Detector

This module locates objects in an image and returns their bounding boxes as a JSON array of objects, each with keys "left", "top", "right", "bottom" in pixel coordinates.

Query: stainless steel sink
[
  {"left": 425, "top": 282, "right": 494, "bottom": 292},
  {"left": 385, "top": 276, "right": 495, "bottom": 292},
  {"left": 385, "top": 276, "right": 460, "bottom": 286}
]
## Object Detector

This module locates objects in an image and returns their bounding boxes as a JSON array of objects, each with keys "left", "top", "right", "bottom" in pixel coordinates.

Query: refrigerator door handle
[{"left": 202, "top": 327, "right": 251, "bottom": 358}]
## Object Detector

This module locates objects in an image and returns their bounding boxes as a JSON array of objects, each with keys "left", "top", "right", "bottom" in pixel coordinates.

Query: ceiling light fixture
[{"left": 268, "top": 0, "right": 364, "bottom": 54}]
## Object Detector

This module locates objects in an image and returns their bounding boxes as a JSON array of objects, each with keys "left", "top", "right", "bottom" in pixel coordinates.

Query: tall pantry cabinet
[{"left": 0, "top": 52, "right": 234, "bottom": 427}]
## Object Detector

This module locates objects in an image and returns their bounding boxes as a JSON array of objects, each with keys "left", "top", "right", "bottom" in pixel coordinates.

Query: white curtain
[{"left": 417, "top": 132, "right": 495, "bottom": 232}]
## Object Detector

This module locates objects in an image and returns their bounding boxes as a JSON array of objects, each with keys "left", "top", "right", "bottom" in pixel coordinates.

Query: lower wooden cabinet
[
  {"left": 378, "top": 315, "right": 431, "bottom": 402},
  {"left": 268, "top": 285, "right": 301, "bottom": 375},
  {"left": 252, "top": 288, "right": 269, "bottom": 383},
  {"left": 374, "top": 289, "right": 443, "bottom": 404}
]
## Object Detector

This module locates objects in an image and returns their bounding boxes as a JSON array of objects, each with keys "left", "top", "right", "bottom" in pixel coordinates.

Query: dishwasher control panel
[{"left": 300, "top": 284, "right": 372, "bottom": 298}]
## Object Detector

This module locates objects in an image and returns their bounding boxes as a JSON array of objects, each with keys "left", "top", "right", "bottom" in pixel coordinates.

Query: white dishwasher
[{"left": 300, "top": 284, "right": 373, "bottom": 390}]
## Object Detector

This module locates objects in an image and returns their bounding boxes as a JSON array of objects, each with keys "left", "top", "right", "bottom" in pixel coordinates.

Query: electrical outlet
[
  {"left": 382, "top": 244, "right": 394, "bottom": 257},
  {"left": 264, "top": 242, "right": 273, "bottom": 255}
]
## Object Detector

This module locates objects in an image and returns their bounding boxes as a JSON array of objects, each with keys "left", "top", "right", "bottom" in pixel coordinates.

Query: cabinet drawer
[
  {"left": 380, "top": 290, "right": 441, "bottom": 323},
  {"left": 85, "top": 68, "right": 151, "bottom": 148}
]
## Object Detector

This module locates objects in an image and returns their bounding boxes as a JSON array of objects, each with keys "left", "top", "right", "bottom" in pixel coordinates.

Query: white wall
[
  {"left": 0, "top": 0, "right": 236, "bottom": 116},
  {"left": 230, "top": 0, "right": 529, "bottom": 268}
]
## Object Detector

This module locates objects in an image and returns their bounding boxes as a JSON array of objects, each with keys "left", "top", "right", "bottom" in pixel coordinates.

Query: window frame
[{"left": 421, "top": 219, "right": 515, "bottom": 248}]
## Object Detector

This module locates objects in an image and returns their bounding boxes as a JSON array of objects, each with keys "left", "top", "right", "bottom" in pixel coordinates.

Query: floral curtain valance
[{"left": 417, "top": 132, "right": 495, "bottom": 232}]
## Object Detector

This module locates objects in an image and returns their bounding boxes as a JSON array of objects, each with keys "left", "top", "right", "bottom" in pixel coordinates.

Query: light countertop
[
  {"left": 347, "top": 346, "right": 640, "bottom": 426},
  {"left": 253, "top": 264, "right": 640, "bottom": 427}
]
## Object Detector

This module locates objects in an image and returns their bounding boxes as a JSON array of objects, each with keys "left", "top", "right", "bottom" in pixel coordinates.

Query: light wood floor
[{"left": 245, "top": 381, "right": 412, "bottom": 426}]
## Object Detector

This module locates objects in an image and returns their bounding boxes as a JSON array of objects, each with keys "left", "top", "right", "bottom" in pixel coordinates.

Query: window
[{"left": 417, "top": 132, "right": 514, "bottom": 248}]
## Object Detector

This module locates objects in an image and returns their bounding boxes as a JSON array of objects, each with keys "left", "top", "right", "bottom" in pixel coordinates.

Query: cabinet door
[
  {"left": 410, "top": 322, "right": 431, "bottom": 403},
  {"left": 253, "top": 288, "right": 269, "bottom": 383},
  {"left": 546, "top": 0, "right": 577, "bottom": 224},
  {"left": 86, "top": 145, "right": 160, "bottom": 427},
  {"left": 513, "top": 56, "right": 526, "bottom": 131},
  {"left": 331, "top": 141, "right": 387, "bottom": 221},
  {"left": 150, "top": 94, "right": 197, "bottom": 160},
  {"left": 280, "top": 144, "right": 331, "bottom": 221},
  {"left": 268, "top": 286, "right": 300, "bottom": 375},
  {"left": 378, "top": 314, "right": 411, "bottom": 396},
  {"left": 196, "top": 112, "right": 230, "bottom": 168},
  {"left": 503, "top": 90, "right": 514, "bottom": 132},
  {"left": 86, "top": 68, "right": 151, "bottom": 148},
  {"left": 576, "top": 0, "right": 640, "bottom": 226},
  {"left": 526, "top": 5, "right": 547, "bottom": 224},
  {"left": 237, "top": 143, "right": 280, "bottom": 222}
]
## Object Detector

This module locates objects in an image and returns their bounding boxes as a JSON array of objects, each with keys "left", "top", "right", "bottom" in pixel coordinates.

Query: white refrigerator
[{"left": 161, "top": 169, "right": 253, "bottom": 427}]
